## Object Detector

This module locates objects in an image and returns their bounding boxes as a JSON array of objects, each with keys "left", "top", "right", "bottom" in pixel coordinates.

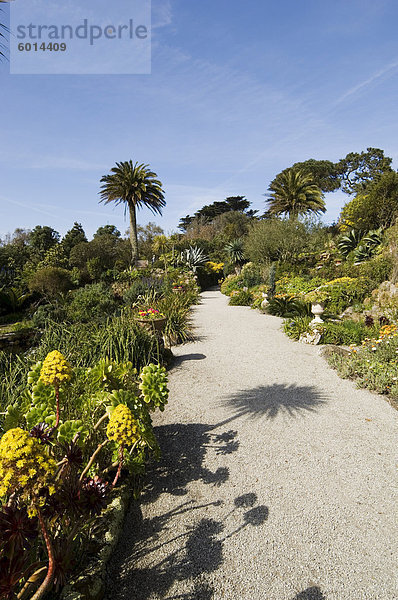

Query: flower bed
[{"left": 0, "top": 351, "right": 169, "bottom": 599}]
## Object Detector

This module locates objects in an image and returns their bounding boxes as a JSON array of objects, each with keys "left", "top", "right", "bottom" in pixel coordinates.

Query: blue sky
[{"left": 1, "top": 0, "right": 398, "bottom": 239}]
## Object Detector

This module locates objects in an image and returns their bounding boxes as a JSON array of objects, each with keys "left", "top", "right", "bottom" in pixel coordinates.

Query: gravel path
[{"left": 106, "top": 290, "right": 398, "bottom": 600}]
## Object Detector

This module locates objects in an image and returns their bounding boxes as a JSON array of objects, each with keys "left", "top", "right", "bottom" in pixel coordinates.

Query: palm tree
[
  {"left": 266, "top": 169, "right": 325, "bottom": 219},
  {"left": 99, "top": 161, "right": 165, "bottom": 266}
]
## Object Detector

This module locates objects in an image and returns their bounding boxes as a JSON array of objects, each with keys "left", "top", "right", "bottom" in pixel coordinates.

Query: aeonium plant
[{"left": 0, "top": 351, "right": 169, "bottom": 600}]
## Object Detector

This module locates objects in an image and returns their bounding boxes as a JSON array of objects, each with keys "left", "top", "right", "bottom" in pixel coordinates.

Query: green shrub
[
  {"left": 220, "top": 274, "right": 242, "bottom": 296},
  {"left": 33, "top": 314, "right": 163, "bottom": 370},
  {"left": 317, "top": 320, "right": 379, "bottom": 345},
  {"left": 327, "top": 323, "right": 398, "bottom": 397},
  {"left": 283, "top": 316, "right": 312, "bottom": 339},
  {"left": 229, "top": 290, "right": 253, "bottom": 306},
  {"left": 275, "top": 275, "right": 326, "bottom": 296},
  {"left": 65, "top": 282, "right": 119, "bottom": 323},
  {"left": 157, "top": 293, "right": 194, "bottom": 345},
  {"left": 28, "top": 267, "right": 74, "bottom": 299},
  {"left": 267, "top": 296, "right": 311, "bottom": 317},
  {"left": 123, "top": 276, "right": 166, "bottom": 306},
  {"left": 241, "top": 262, "right": 263, "bottom": 288}
]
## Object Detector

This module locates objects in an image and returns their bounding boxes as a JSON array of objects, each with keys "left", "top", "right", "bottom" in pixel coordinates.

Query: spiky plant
[
  {"left": 337, "top": 229, "right": 364, "bottom": 258},
  {"left": 266, "top": 169, "right": 325, "bottom": 219},
  {"left": 179, "top": 246, "right": 209, "bottom": 274},
  {"left": 99, "top": 161, "right": 165, "bottom": 266},
  {"left": 224, "top": 239, "right": 245, "bottom": 274}
]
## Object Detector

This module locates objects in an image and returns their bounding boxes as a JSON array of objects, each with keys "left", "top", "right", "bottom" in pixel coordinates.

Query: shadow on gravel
[
  {"left": 140, "top": 424, "right": 239, "bottom": 504},
  {"left": 221, "top": 383, "right": 327, "bottom": 421},
  {"left": 293, "top": 586, "right": 326, "bottom": 599},
  {"left": 106, "top": 425, "right": 268, "bottom": 599},
  {"left": 172, "top": 353, "right": 207, "bottom": 367},
  {"left": 106, "top": 492, "right": 268, "bottom": 600}
]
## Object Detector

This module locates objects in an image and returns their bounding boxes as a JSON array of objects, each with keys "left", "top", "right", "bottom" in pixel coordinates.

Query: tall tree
[
  {"left": 266, "top": 169, "right": 325, "bottom": 219},
  {"left": 93, "top": 225, "right": 121, "bottom": 238},
  {"left": 337, "top": 147, "right": 393, "bottom": 195},
  {"left": 99, "top": 161, "right": 165, "bottom": 266},
  {"left": 29, "top": 226, "right": 60, "bottom": 258},
  {"left": 62, "top": 222, "right": 87, "bottom": 256},
  {"left": 270, "top": 160, "right": 340, "bottom": 194},
  {"left": 338, "top": 171, "right": 398, "bottom": 231}
]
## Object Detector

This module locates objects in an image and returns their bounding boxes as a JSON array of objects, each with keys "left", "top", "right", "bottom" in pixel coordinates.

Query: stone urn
[
  {"left": 261, "top": 292, "right": 269, "bottom": 309},
  {"left": 310, "top": 302, "right": 325, "bottom": 325}
]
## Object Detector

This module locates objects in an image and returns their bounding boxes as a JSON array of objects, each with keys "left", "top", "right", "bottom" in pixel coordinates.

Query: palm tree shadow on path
[
  {"left": 293, "top": 586, "right": 326, "bottom": 599},
  {"left": 220, "top": 383, "right": 327, "bottom": 422},
  {"left": 105, "top": 422, "right": 269, "bottom": 599}
]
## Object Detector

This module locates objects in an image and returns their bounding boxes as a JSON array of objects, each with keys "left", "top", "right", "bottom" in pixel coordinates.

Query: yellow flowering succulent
[
  {"left": 40, "top": 350, "right": 72, "bottom": 386},
  {"left": 0, "top": 428, "right": 56, "bottom": 505},
  {"left": 106, "top": 404, "right": 140, "bottom": 446}
]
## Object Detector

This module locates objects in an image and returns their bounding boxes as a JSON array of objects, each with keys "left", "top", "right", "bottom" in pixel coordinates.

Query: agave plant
[
  {"left": 337, "top": 229, "right": 364, "bottom": 258},
  {"left": 354, "top": 244, "right": 377, "bottom": 263},
  {"left": 179, "top": 246, "right": 209, "bottom": 274},
  {"left": 353, "top": 229, "right": 383, "bottom": 263},
  {"left": 224, "top": 239, "right": 245, "bottom": 274},
  {"left": 361, "top": 228, "right": 383, "bottom": 250}
]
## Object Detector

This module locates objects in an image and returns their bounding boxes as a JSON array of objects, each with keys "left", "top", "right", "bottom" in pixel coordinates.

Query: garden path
[{"left": 106, "top": 290, "right": 398, "bottom": 600}]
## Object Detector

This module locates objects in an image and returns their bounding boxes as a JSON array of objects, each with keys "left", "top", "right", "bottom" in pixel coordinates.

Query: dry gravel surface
[{"left": 106, "top": 290, "right": 398, "bottom": 600}]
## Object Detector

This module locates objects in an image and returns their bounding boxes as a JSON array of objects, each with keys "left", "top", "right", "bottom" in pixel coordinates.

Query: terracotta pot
[{"left": 134, "top": 317, "right": 167, "bottom": 332}]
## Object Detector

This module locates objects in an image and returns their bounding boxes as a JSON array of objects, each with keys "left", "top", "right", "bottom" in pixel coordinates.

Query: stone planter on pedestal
[{"left": 310, "top": 302, "right": 325, "bottom": 325}]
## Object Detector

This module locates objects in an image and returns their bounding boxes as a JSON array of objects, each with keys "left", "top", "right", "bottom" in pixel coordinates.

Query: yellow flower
[
  {"left": 0, "top": 428, "right": 56, "bottom": 505},
  {"left": 40, "top": 350, "right": 72, "bottom": 386},
  {"left": 106, "top": 404, "right": 140, "bottom": 446}
]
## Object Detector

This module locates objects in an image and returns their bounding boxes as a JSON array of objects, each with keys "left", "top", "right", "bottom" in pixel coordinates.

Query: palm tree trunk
[{"left": 128, "top": 200, "right": 139, "bottom": 267}]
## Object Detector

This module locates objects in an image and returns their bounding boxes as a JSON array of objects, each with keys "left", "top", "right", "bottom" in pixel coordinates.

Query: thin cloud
[{"left": 336, "top": 59, "right": 398, "bottom": 104}]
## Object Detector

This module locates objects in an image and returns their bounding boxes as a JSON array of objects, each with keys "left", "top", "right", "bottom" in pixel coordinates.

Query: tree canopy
[
  {"left": 337, "top": 147, "right": 393, "bottom": 195},
  {"left": 266, "top": 169, "right": 325, "bottom": 219},
  {"left": 339, "top": 171, "right": 398, "bottom": 231}
]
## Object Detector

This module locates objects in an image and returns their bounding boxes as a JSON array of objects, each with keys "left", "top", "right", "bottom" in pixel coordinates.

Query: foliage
[
  {"left": 224, "top": 238, "right": 245, "bottom": 272},
  {"left": 266, "top": 169, "right": 325, "bottom": 219},
  {"left": 316, "top": 320, "right": 380, "bottom": 345},
  {"left": 303, "top": 276, "right": 373, "bottom": 313},
  {"left": 29, "top": 225, "right": 60, "bottom": 259},
  {"left": 266, "top": 296, "right": 311, "bottom": 317},
  {"left": 270, "top": 159, "right": 341, "bottom": 193},
  {"left": 283, "top": 316, "right": 312, "bottom": 339},
  {"left": 139, "top": 364, "right": 169, "bottom": 411},
  {"left": 28, "top": 267, "right": 74, "bottom": 299},
  {"left": 123, "top": 276, "right": 166, "bottom": 306},
  {"left": 275, "top": 275, "right": 326, "bottom": 296},
  {"left": 179, "top": 196, "right": 253, "bottom": 231},
  {"left": 32, "top": 314, "right": 164, "bottom": 371},
  {"left": 0, "top": 352, "right": 170, "bottom": 599},
  {"left": 65, "top": 282, "right": 119, "bottom": 323},
  {"left": 228, "top": 290, "right": 253, "bottom": 306},
  {"left": 338, "top": 171, "right": 398, "bottom": 231},
  {"left": 220, "top": 274, "right": 243, "bottom": 296},
  {"left": 336, "top": 147, "right": 393, "bottom": 195},
  {"left": 241, "top": 262, "right": 263, "bottom": 288},
  {"left": 157, "top": 291, "right": 196, "bottom": 345},
  {"left": 337, "top": 229, "right": 364, "bottom": 257},
  {"left": 328, "top": 324, "right": 398, "bottom": 397},
  {"left": 179, "top": 246, "right": 209, "bottom": 273},
  {"left": 245, "top": 218, "right": 318, "bottom": 265},
  {"left": 61, "top": 222, "right": 87, "bottom": 257}
]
